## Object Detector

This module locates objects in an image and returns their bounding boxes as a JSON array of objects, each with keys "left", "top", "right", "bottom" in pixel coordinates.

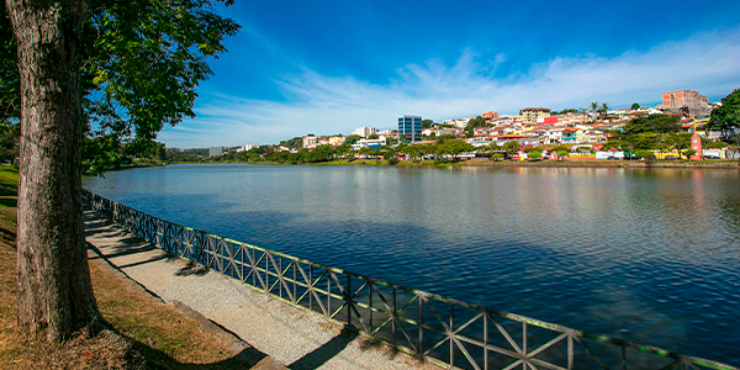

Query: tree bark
[{"left": 5, "top": 0, "right": 100, "bottom": 341}]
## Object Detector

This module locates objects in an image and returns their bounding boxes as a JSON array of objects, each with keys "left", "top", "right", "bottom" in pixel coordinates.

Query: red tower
[{"left": 690, "top": 133, "right": 702, "bottom": 160}]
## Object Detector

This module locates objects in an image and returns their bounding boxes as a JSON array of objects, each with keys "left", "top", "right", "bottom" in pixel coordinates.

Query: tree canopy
[
  {"left": 621, "top": 114, "right": 680, "bottom": 135},
  {"left": 464, "top": 116, "right": 487, "bottom": 137},
  {"left": 1, "top": 0, "right": 240, "bottom": 171},
  {"left": 708, "top": 88, "right": 740, "bottom": 140}
]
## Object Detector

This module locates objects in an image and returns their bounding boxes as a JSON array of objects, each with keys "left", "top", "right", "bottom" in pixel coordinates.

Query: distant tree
[
  {"left": 631, "top": 103, "right": 641, "bottom": 110},
  {"left": 342, "top": 134, "right": 361, "bottom": 148},
  {"left": 551, "top": 108, "right": 579, "bottom": 115},
  {"left": 591, "top": 101, "right": 600, "bottom": 113},
  {"left": 0, "top": 120, "right": 19, "bottom": 162},
  {"left": 635, "top": 150, "right": 653, "bottom": 159},
  {"left": 599, "top": 103, "right": 610, "bottom": 119},
  {"left": 280, "top": 137, "right": 304, "bottom": 149},
  {"left": 437, "top": 140, "right": 473, "bottom": 161},
  {"left": 491, "top": 153, "right": 504, "bottom": 160},
  {"left": 707, "top": 88, "right": 740, "bottom": 141},
  {"left": 661, "top": 133, "right": 692, "bottom": 159},
  {"left": 368, "top": 134, "right": 379, "bottom": 139},
  {"left": 422, "top": 119, "right": 434, "bottom": 129},
  {"left": 464, "top": 116, "right": 488, "bottom": 138},
  {"left": 622, "top": 114, "right": 681, "bottom": 135},
  {"left": 404, "top": 145, "right": 422, "bottom": 162},
  {"left": 684, "top": 149, "right": 697, "bottom": 158},
  {"left": 382, "top": 147, "right": 397, "bottom": 160},
  {"left": 702, "top": 140, "right": 728, "bottom": 149},
  {"left": 528, "top": 151, "right": 542, "bottom": 160},
  {"left": 555, "top": 150, "right": 569, "bottom": 160},
  {"left": 503, "top": 141, "right": 520, "bottom": 155}
]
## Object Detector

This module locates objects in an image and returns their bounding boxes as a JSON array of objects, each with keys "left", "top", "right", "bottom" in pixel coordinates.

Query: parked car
[
  {"left": 664, "top": 156, "right": 678, "bottom": 160},
  {"left": 606, "top": 156, "right": 616, "bottom": 160},
  {"left": 704, "top": 155, "right": 720, "bottom": 160}
]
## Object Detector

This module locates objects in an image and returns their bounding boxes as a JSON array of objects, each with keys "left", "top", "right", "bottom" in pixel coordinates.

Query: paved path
[{"left": 84, "top": 212, "right": 437, "bottom": 370}]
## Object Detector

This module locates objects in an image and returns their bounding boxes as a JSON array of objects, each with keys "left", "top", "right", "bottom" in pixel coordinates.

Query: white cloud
[{"left": 158, "top": 29, "right": 740, "bottom": 148}]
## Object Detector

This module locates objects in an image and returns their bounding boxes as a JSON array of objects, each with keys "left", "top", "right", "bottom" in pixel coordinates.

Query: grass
[{"left": 0, "top": 166, "right": 257, "bottom": 369}]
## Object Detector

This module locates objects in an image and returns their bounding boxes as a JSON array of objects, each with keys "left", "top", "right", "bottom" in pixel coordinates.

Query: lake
[{"left": 84, "top": 164, "right": 740, "bottom": 365}]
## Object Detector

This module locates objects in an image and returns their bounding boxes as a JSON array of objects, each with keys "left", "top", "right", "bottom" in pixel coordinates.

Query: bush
[
  {"left": 386, "top": 158, "right": 399, "bottom": 165},
  {"left": 635, "top": 150, "right": 653, "bottom": 159},
  {"left": 491, "top": 153, "right": 504, "bottom": 160}
]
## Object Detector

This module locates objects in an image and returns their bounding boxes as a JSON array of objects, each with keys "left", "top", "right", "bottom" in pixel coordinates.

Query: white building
[
  {"left": 208, "top": 146, "right": 223, "bottom": 157},
  {"left": 235, "top": 144, "right": 257, "bottom": 152},
  {"left": 302, "top": 134, "right": 317, "bottom": 148},
  {"left": 353, "top": 126, "right": 377, "bottom": 138},
  {"left": 351, "top": 137, "right": 387, "bottom": 150}
]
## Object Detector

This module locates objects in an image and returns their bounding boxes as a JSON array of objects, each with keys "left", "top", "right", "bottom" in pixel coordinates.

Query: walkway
[{"left": 84, "top": 211, "right": 437, "bottom": 370}]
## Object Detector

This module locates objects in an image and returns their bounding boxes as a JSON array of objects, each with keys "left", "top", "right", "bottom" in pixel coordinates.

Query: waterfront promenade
[{"left": 84, "top": 211, "right": 437, "bottom": 370}]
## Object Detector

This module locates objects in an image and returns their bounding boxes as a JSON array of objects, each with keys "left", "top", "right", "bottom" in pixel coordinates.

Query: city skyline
[{"left": 156, "top": 1, "right": 740, "bottom": 148}]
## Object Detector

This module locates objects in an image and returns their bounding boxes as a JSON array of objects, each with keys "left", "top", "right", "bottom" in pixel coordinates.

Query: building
[
  {"left": 208, "top": 146, "right": 222, "bottom": 157},
  {"left": 557, "top": 112, "right": 589, "bottom": 126},
  {"left": 398, "top": 115, "right": 422, "bottom": 143},
  {"left": 235, "top": 144, "right": 257, "bottom": 152},
  {"left": 659, "top": 90, "right": 711, "bottom": 117},
  {"left": 351, "top": 137, "right": 387, "bottom": 150},
  {"left": 328, "top": 136, "right": 346, "bottom": 146},
  {"left": 482, "top": 111, "right": 499, "bottom": 121},
  {"left": 352, "top": 126, "right": 377, "bottom": 138},
  {"left": 519, "top": 107, "right": 551, "bottom": 124},
  {"left": 302, "top": 134, "right": 317, "bottom": 148}
]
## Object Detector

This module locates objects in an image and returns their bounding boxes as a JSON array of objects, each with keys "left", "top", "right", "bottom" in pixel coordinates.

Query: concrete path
[{"left": 84, "top": 211, "right": 438, "bottom": 370}]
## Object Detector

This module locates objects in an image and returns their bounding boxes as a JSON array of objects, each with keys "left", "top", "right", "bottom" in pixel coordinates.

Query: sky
[{"left": 158, "top": 0, "right": 740, "bottom": 148}]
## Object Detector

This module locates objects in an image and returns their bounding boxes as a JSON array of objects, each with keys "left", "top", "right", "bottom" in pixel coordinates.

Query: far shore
[{"left": 163, "top": 158, "right": 740, "bottom": 170}]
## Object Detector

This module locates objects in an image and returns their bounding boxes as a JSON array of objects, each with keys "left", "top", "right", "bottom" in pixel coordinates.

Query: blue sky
[{"left": 158, "top": 0, "right": 740, "bottom": 148}]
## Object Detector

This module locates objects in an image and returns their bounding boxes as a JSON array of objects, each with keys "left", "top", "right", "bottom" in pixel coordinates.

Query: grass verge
[{"left": 0, "top": 166, "right": 255, "bottom": 369}]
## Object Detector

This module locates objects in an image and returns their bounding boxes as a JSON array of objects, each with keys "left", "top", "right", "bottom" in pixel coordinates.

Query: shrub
[{"left": 635, "top": 150, "right": 653, "bottom": 159}]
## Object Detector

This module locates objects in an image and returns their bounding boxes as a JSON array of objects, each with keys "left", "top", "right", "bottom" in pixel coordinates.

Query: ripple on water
[{"left": 84, "top": 165, "right": 740, "bottom": 365}]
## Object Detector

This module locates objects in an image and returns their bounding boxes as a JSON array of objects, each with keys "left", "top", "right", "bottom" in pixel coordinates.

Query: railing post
[
  {"left": 309, "top": 265, "right": 313, "bottom": 311},
  {"left": 347, "top": 275, "right": 351, "bottom": 326},
  {"left": 418, "top": 294, "right": 424, "bottom": 358},
  {"left": 450, "top": 303, "right": 454, "bottom": 367},
  {"left": 483, "top": 312, "right": 488, "bottom": 370},
  {"left": 327, "top": 268, "right": 331, "bottom": 319},
  {"left": 292, "top": 260, "right": 297, "bottom": 304},
  {"left": 392, "top": 288, "right": 397, "bottom": 346},
  {"left": 368, "top": 282, "right": 373, "bottom": 331}
]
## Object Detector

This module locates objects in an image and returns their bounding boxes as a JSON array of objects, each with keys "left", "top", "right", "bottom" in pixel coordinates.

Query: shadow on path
[{"left": 288, "top": 327, "right": 359, "bottom": 370}]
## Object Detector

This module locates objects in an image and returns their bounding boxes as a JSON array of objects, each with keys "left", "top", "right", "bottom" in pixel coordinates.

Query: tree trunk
[{"left": 6, "top": 0, "right": 100, "bottom": 341}]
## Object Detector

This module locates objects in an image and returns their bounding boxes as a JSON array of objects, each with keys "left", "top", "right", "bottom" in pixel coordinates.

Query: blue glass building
[{"left": 398, "top": 115, "right": 422, "bottom": 143}]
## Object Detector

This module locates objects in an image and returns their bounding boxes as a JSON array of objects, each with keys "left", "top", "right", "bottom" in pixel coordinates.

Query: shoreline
[{"left": 167, "top": 159, "right": 740, "bottom": 170}]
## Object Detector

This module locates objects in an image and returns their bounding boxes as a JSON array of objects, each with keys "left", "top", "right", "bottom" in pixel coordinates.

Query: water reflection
[{"left": 85, "top": 164, "right": 740, "bottom": 365}]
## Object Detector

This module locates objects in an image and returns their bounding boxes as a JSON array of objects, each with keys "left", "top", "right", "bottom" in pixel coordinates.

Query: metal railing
[{"left": 83, "top": 190, "right": 738, "bottom": 370}]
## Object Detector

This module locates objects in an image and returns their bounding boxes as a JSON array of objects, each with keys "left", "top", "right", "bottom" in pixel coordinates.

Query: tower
[{"left": 690, "top": 133, "right": 702, "bottom": 161}]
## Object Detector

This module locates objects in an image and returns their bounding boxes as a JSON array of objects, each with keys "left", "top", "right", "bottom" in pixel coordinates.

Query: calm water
[{"left": 85, "top": 164, "right": 740, "bottom": 364}]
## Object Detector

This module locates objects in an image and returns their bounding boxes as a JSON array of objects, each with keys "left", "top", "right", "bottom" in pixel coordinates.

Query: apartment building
[
  {"left": 482, "top": 111, "right": 499, "bottom": 121},
  {"left": 302, "top": 134, "right": 317, "bottom": 148},
  {"left": 208, "top": 146, "right": 222, "bottom": 157},
  {"left": 398, "top": 115, "right": 423, "bottom": 143},
  {"left": 659, "top": 90, "right": 711, "bottom": 117},
  {"left": 519, "top": 107, "right": 551, "bottom": 124},
  {"left": 352, "top": 126, "right": 377, "bottom": 138}
]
